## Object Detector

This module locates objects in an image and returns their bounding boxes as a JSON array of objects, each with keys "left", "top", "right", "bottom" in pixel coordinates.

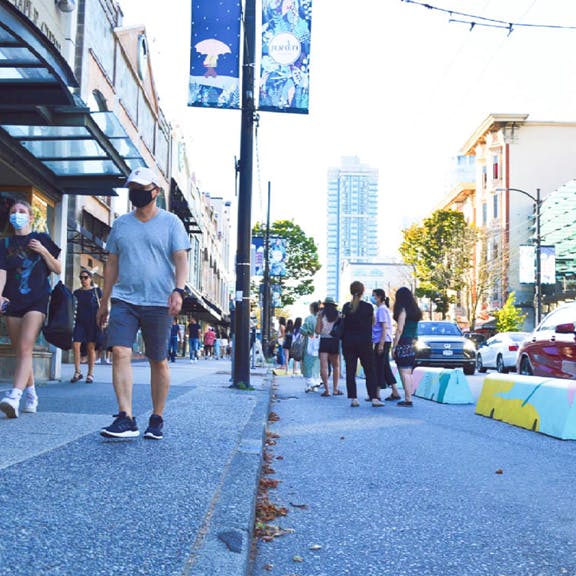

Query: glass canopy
[{"left": 0, "top": 3, "right": 145, "bottom": 195}]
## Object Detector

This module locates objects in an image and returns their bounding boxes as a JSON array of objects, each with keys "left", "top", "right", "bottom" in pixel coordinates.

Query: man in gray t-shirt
[{"left": 97, "top": 167, "right": 190, "bottom": 440}]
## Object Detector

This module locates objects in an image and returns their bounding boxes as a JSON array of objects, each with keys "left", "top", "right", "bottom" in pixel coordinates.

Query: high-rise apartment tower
[{"left": 326, "top": 156, "right": 379, "bottom": 301}]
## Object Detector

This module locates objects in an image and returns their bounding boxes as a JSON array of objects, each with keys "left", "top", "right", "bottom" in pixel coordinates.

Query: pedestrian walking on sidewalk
[
  {"left": 371, "top": 288, "right": 401, "bottom": 401},
  {"left": 315, "top": 297, "right": 341, "bottom": 396},
  {"left": 203, "top": 327, "right": 216, "bottom": 358},
  {"left": 282, "top": 318, "right": 294, "bottom": 373},
  {"left": 0, "top": 200, "right": 61, "bottom": 418},
  {"left": 188, "top": 317, "right": 201, "bottom": 362},
  {"left": 168, "top": 317, "right": 181, "bottom": 363},
  {"left": 96, "top": 167, "right": 190, "bottom": 439},
  {"left": 391, "top": 286, "right": 422, "bottom": 407},
  {"left": 341, "top": 281, "right": 383, "bottom": 407},
  {"left": 301, "top": 301, "right": 321, "bottom": 392},
  {"left": 71, "top": 270, "right": 102, "bottom": 384}
]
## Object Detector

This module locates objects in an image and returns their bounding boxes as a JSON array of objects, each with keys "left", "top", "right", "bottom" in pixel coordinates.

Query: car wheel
[
  {"left": 464, "top": 363, "right": 476, "bottom": 376},
  {"left": 496, "top": 355, "right": 508, "bottom": 374},
  {"left": 476, "top": 355, "right": 487, "bottom": 373},
  {"left": 519, "top": 356, "right": 533, "bottom": 376}
]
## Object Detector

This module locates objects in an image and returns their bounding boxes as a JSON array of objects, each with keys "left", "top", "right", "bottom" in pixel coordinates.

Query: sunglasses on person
[{"left": 79, "top": 275, "right": 90, "bottom": 280}]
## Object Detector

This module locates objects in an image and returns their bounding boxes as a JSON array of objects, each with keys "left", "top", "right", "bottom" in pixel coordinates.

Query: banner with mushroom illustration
[
  {"left": 188, "top": 0, "right": 242, "bottom": 109},
  {"left": 259, "top": 0, "right": 313, "bottom": 114}
]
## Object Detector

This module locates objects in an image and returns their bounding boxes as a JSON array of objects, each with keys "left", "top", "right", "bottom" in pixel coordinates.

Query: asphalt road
[{"left": 249, "top": 370, "right": 576, "bottom": 576}]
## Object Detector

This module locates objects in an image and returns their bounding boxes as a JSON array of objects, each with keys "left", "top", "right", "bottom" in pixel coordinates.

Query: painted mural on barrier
[
  {"left": 476, "top": 375, "right": 576, "bottom": 440},
  {"left": 413, "top": 367, "right": 474, "bottom": 405}
]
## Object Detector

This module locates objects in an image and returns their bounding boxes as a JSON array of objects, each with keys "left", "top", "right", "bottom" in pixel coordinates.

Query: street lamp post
[{"left": 499, "top": 187, "right": 542, "bottom": 325}]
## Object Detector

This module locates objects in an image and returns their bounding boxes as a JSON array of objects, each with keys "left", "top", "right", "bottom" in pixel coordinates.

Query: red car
[{"left": 516, "top": 302, "right": 576, "bottom": 379}]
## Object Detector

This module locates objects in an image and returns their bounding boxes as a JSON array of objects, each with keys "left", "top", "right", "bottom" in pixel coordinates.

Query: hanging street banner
[
  {"left": 250, "top": 236, "right": 287, "bottom": 277},
  {"left": 259, "top": 0, "right": 313, "bottom": 114},
  {"left": 188, "top": 0, "right": 242, "bottom": 109}
]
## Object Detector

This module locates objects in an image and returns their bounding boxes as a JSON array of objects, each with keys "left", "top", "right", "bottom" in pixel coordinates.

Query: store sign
[{"left": 8, "top": 0, "right": 65, "bottom": 53}]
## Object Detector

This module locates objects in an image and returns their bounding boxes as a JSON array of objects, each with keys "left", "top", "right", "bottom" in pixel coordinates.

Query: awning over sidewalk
[
  {"left": 182, "top": 283, "right": 223, "bottom": 324},
  {"left": 0, "top": 2, "right": 145, "bottom": 197}
]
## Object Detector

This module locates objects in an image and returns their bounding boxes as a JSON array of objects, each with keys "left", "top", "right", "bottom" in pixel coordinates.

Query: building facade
[
  {"left": 0, "top": 0, "right": 233, "bottom": 380},
  {"left": 439, "top": 114, "right": 576, "bottom": 329},
  {"left": 326, "top": 156, "right": 379, "bottom": 301}
]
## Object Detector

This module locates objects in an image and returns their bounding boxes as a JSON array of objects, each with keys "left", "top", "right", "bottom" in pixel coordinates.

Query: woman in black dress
[
  {"left": 71, "top": 270, "right": 102, "bottom": 383},
  {"left": 0, "top": 200, "right": 61, "bottom": 418},
  {"left": 341, "top": 281, "right": 384, "bottom": 407},
  {"left": 282, "top": 318, "right": 294, "bottom": 373}
]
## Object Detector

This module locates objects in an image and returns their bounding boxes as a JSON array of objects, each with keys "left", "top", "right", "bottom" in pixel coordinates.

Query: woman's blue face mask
[
  {"left": 370, "top": 295, "right": 378, "bottom": 305},
  {"left": 9, "top": 212, "right": 30, "bottom": 230}
]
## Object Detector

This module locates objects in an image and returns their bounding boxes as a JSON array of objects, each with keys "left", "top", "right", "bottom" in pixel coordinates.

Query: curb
[{"left": 181, "top": 370, "right": 274, "bottom": 575}]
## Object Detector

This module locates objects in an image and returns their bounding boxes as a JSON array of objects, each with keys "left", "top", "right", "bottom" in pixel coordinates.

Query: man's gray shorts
[{"left": 107, "top": 299, "right": 172, "bottom": 362}]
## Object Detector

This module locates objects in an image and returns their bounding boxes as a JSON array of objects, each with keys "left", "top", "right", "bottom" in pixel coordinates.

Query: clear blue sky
[{"left": 119, "top": 0, "right": 576, "bottom": 277}]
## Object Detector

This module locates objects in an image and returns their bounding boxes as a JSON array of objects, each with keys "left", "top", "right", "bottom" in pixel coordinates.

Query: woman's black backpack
[{"left": 42, "top": 281, "right": 74, "bottom": 350}]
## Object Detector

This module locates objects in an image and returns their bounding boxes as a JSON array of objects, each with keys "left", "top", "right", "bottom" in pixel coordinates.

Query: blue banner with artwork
[
  {"left": 259, "top": 0, "right": 312, "bottom": 114},
  {"left": 251, "top": 236, "right": 287, "bottom": 277},
  {"left": 188, "top": 1, "right": 241, "bottom": 109}
]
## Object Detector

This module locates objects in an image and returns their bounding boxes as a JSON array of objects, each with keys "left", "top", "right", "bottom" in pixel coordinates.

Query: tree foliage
[
  {"left": 493, "top": 292, "right": 527, "bottom": 332},
  {"left": 399, "top": 210, "right": 478, "bottom": 319},
  {"left": 253, "top": 220, "right": 321, "bottom": 307}
]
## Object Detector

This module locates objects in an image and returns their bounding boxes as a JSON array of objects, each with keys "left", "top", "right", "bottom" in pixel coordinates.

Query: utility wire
[{"left": 401, "top": 0, "right": 576, "bottom": 32}]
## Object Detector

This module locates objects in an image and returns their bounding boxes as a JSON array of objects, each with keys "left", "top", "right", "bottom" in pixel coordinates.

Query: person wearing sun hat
[
  {"left": 96, "top": 166, "right": 190, "bottom": 440},
  {"left": 315, "top": 296, "right": 342, "bottom": 396}
]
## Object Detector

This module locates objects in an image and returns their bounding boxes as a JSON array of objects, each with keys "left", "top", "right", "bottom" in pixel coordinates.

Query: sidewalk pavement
[
  {"left": 251, "top": 375, "right": 576, "bottom": 576},
  {"left": 0, "top": 358, "right": 272, "bottom": 576}
]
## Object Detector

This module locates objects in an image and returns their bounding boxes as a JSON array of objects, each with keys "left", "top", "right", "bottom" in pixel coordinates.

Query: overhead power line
[{"left": 401, "top": 0, "right": 576, "bottom": 33}]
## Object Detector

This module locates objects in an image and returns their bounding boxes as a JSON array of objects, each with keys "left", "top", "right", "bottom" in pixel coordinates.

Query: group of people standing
[
  {"left": 295, "top": 281, "right": 422, "bottom": 408},
  {"left": 276, "top": 316, "right": 303, "bottom": 374}
]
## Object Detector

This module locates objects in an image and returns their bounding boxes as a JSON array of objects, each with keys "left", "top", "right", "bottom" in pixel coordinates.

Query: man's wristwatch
[{"left": 172, "top": 288, "right": 186, "bottom": 299}]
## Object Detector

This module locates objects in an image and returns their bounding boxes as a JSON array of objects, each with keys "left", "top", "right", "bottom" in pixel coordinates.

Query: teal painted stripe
[{"left": 522, "top": 383, "right": 542, "bottom": 407}]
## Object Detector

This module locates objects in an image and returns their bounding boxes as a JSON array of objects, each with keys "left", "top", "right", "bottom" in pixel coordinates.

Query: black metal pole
[
  {"left": 232, "top": 0, "right": 256, "bottom": 389},
  {"left": 262, "top": 181, "right": 271, "bottom": 358}
]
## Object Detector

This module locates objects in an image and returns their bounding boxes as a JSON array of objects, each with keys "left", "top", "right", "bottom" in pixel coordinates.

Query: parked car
[
  {"left": 414, "top": 321, "right": 477, "bottom": 375},
  {"left": 517, "top": 302, "right": 576, "bottom": 378},
  {"left": 476, "top": 332, "right": 529, "bottom": 373},
  {"left": 464, "top": 332, "right": 487, "bottom": 349}
]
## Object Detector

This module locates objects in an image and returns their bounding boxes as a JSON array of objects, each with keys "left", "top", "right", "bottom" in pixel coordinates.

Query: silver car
[{"left": 476, "top": 332, "right": 529, "bottom": 374}]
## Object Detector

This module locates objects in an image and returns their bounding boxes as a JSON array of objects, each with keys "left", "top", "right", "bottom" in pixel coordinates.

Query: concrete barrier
[
  {"left": 475, "top": 373, "right": 576, "bottom": 440},
  {"left": 412, "top": 367, "right": 474, "bottom": 404}
]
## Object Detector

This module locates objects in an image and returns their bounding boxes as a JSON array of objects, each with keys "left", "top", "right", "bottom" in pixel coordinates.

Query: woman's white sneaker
[
  {"left": 0, "top": 393, "right": 20, "bottom": 418},
  {"left": 22, "top": 395, "right": 38, "bottom": 414}
]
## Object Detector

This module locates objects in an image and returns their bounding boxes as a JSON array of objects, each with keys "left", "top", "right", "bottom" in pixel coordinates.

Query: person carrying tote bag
[{"left": 301, "top": 301, "right": 321, "bottom": 392}]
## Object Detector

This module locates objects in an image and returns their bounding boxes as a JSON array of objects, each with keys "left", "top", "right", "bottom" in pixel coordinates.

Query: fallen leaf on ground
[
  {"left": 495, "top": 469, "right": 504, "bottom": 474},
  {"left": 260, "top": 477, "right": 280, "bottom": 489},
  {"left": 263, "top": 563, "right": 274, "bottom": 571},
  {"left": 309, "top": 544, "right": 322, "bottom": 550},
  {"left": 292, "top": 555, "right": 304, "bottom": 563},
  {"left": 290, "top": 502, "right": 309, "bottom": 509}
]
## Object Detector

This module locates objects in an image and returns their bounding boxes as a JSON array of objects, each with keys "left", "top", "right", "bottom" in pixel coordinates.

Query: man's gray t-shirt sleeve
[{"left": 106, "top": 210, "right": 191, "bottom": 307}]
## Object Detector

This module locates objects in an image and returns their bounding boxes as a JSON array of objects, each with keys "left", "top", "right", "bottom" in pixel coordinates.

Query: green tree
[
  {"left": 252, "top": 220, "right": 321, "bottom": 307},
  {"left": 493, "top": 292, "right": 527, "bottom": 332},
  {"left": 399, "top": 210, "right": 477, "bottom": 319}
]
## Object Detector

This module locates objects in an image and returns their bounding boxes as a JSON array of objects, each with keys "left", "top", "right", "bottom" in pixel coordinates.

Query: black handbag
[
  {"left": 330, "top": 317, "right": 344, "bottom": 339},
  {"left": 42, "top": 281, "right": 74, "bottom": 350}
]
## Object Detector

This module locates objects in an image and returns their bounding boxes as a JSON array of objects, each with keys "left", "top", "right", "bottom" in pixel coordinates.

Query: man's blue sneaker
[
  {"left": 144, "top": 414, "right": 164, "bottom": 440},
  {"left": 100, "top": 412, "right": 139, "bottom": 438}
]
